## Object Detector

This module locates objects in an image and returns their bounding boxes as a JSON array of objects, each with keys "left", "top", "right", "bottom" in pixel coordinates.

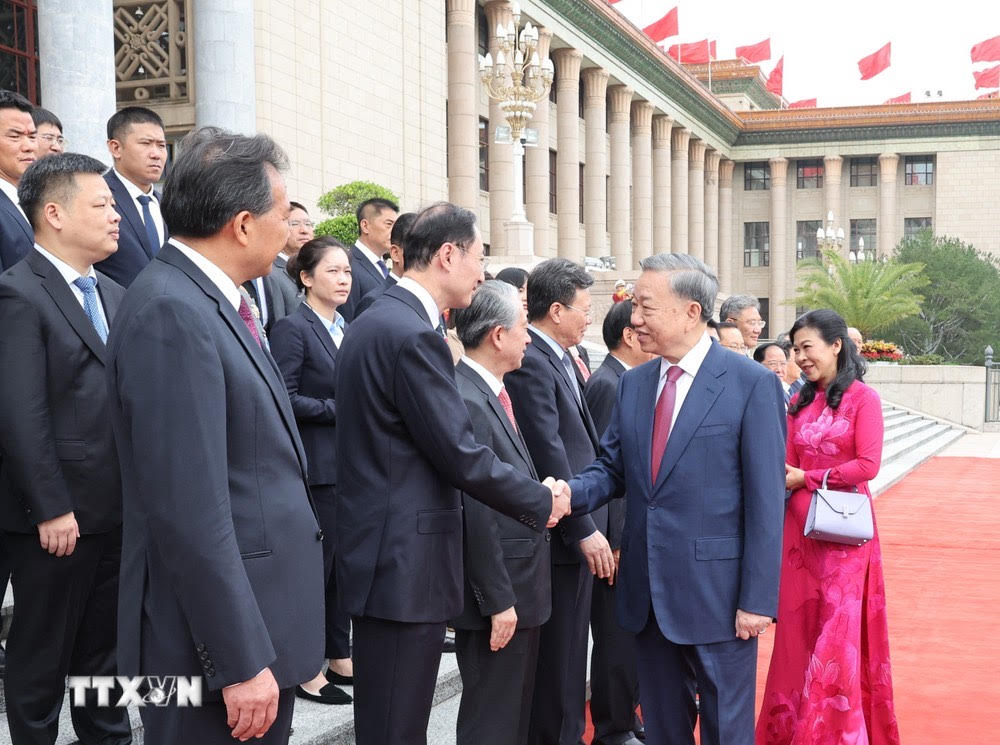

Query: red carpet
[{"left": 586, "top": 456, "right": 1000, "bottom": 744}]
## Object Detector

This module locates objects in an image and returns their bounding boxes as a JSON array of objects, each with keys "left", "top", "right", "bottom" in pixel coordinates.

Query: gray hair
[
  {"left": 639, "top": 253, "right": 719, "bottom": 323},
  {"left": 719, "top": 294, "right": 761, "bottom": 324},
  {"left": 454, "top": 280, "right": 521, "bottom": 349}
]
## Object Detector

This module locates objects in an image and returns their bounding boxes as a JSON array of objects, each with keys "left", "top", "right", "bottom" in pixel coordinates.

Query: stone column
[
  {"left": 582, "top": 68, "right": 609, "bottom": 261},
  {"left": 823, "top": 155, "right": 844, "bottom": 254},
  {"left": 718, "top": 159, "right": 735, "bottom": 293},
  {"left": 769, "top": 157, "right": 789, "bottom": 334},
  {"left": 193, "top": 0, "right": 257, "bottom": 132},
  {"left": 704, "top": 150, "right": 721, "bottom": 274},
  {"left": 670, "top": 127, "right": 691, "bottom": 252},
  {"left": 630, "top": 101, "right": 653, "bottom": 267},
  {"left": 39, "top": 0, "right": 116, "bottom": 161},
  {"left": 446, "top": 0, "right": 478, "bottom": 210},
  {"left": 484, "top": 1, "right": 513, "bottom": 256},
  {"left": 608, "top": 85, "right": 634, "bottom": 273},
  {"left": 651, "top": 115, "right": 673, "bottom": 253},
  {"left": 524, "top": 28, "right": 553, "bottom": 257},
  {"left": 553, "top": 48, "right": 583, "bottom": 263},
  {"left": 878, "top": 153, "right": 900, "bottom": 257},
  {"left": 687, "top": 139, "right": 707, "bottom": 260}
]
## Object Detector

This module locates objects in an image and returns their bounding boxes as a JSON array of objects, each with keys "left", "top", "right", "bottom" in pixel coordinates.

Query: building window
[
  {"left": 796, "top": 220, "right": 822, "bottom": 260},
  {"left": 904, "top": 155, "right": 934, "bottom": 185},
  {"left": 904, "top": 217, "right": 933, "bottom": 238},
  {"left": 483, "top": 242, "right": 490, "bottom": 257},
  {"left": 849, "top": 157, "right": 878, "bottom": 187},
  {"left": 549, "top": 149, "right": 557, "bottom": 213},
  {"left": 796, "top": 159, "right": 824, "bottom": 189},
  {"left": 476, "top": 5, "right": 489, "bottom": 57},
  {"left": 850, "top": 219, "right": 877, "bottom": 252},
  {"left": 579, "top": 163, "right": 585, "bottom": 223},
  {"left": 744, "top": 162, "right": 770, "bottom": 191},
  {"left": 759, "top": 298, "right": 770, "bottom": 333},
  {"left": 578, "top": 79, "right": 585, "bottom": 119},
  {"left": 549, "top": 69, "right": 557, "bottom": 103},
  {"left": 744, "top": 222, "right": 770, "bottom": 267},
  {"left": 478, "top": 118, "right": 489, "bottom": 192},
  {"left": 0, "top": 0, "right": 39, "bottom": 103}
]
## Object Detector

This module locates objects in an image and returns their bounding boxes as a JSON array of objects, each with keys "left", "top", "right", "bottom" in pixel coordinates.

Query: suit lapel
[
  {"left": 96, "top": 271, "right": 122, "bottom": 323},
  {"left": 28, "top": 251, "right": 107, "bottom": 364},
  {"left": 529, "top": 330, "right": 599, "bottom": 448},
  {"left": 0, "top": 191, "right": 32, "bottom": 244},
  {"left": 352, "top": 245, "right": 384, "bottom": 286},
  {"left": 301, "top": 304, "right": 338, "bottom": 364},
  {"left": 636, "top": 359, "right": 660, "bottom": 486},
  {"left": 107, "top": 171, "right": 157, "bottom": 258}
]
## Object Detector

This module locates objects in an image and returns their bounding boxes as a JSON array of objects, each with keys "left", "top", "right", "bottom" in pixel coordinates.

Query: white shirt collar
[
  {"left": 388, "top": 271, "right": 401, "bottom": 282},
  {"left": 277, "top": 251, "right": 289, "bottom": 262},
  {"left": 304, "top": 301, "right": 344, "bottom": 330},
  {"left": 528, "top": 324, "right": 567, "bottom": 358},
  {"left": 610, "top": 353, "right": 632, "bottom": 371},
  {"left": 461, "top": 356, "right": 504, "bottom": 396},
  {"left": 32, "top": 243, "right": 96, "bottom": 284},
  {"left": 658, "top": 331, "right": 713, "bottom": 382},
  {"left": 113, "top": 167, "right": 155, "bottom": 200},
  {"left": 354, "top": 239, "right": 385, "bottom": 271},
  {"left": 169, "top": 238, "right": 241, "bottom": 310},
  {"left": 0, "top": 178, "right": 19, "bottom": 206},
  {"left": 396, "top": 276, "right": 441, "bottom": 328}
]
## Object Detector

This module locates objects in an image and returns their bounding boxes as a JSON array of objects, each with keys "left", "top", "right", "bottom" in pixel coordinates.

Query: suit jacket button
[
  {"left": 196, "top": 643, "right": 206, "bottom": 653},
  {"left": 545, "top": 532, "right": 551, "bottom": 542},
  {"left": 316, "top": 530, "right": 324, "bottom": 541},
  {"left": 648, "top": 503, "right": 656, "bottom": 510},
  {"left": 205, "top": 669, "right": 215, "bottom": 678},
  {"left": 200, "top": 651, "right": 209, "bottom": 660}
]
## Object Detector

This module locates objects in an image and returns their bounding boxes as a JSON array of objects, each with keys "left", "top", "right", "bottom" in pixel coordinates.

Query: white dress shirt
[
  {"left": 354, "top": 239, "right": 386, "bottom": 275},
  {"left": 304, "top": 303, "right": 346, "bottom": 348},
  {"left": 32, "top": 244, "right": 109, "bottom": 329},
  {"left": 170, "top": 239, "right": 241, "bottom": 311},
  {"left": 461, "top": 355, "right": 503, "bottom": 396},
  {"left": 656, "top": 331, "right": 713, "bottom": 432},
  {"left": 609, "top": 354, "right": 633, "bottom": 371},
  {"left": 0, "top": 177, "right": 29, "bottom": 226},
  {"left": 114, "top": 168, "right": 165, "bottom": 246},
  {"left": 396, "top": 276, "right": 441, "bottom": 329}
]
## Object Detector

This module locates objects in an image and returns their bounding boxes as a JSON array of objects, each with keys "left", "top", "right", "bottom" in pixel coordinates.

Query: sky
[{"left": 608, "top": 0, "right": 1000, "bottom": 106}]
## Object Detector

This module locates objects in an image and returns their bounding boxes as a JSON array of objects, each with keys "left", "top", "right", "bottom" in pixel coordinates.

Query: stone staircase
[{"left": 868, "top": 401, "right": 966, "bottom": 495}]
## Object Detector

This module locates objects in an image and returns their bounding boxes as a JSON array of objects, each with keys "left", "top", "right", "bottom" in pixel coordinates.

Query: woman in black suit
[{"left": 269, "top": 236, "right": 354, "bottom": 705}]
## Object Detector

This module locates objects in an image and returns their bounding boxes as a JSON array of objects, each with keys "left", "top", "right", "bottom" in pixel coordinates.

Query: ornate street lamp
[{"left": 816, "top": 210, "right": 845, "bottom": 254}]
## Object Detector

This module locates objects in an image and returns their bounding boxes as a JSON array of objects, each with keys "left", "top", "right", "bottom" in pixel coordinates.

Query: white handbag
[{"left": 804, "top": 469, "right": 874, "bottom": 546}]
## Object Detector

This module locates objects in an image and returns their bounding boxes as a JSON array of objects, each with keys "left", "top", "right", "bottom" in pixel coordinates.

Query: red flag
[
  {"left": 858, "top": 43, "right": 891, "bottom": 80},
  {"left": 788, "top": 98, "right": 817, "bottom": 109},
  {"left": 643, "top": 7, "right": 678, "bottom": 42},
  {"left": 971, "top": 35, "right": 1000, "bottom": 63},
  {"left": 710, "top": 40, "right": 717, "bottom": 59},
  {"left": 977, "top": 90, "right": 999, "bottom": 99},
  {"left": 883, "top": 92, "right": 911, "bottom": 104},
  {"left": 766, "top": 56, "right": 783, "bottom": 96},
  {"left": 667, "top": 39, "right": 710, "bottom": 64},
  {"left": 974, "top": 64, "right": 1000, "bottom": 89},
  {"left": 735, "top": 38, "right": 771, "bottom": 63}
]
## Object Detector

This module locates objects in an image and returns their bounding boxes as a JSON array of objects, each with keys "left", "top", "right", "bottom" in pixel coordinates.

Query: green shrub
[
  {"left": 314, "top": 215, "right": 359, "bottom": 245},
  {"left": 899, "top": 353, "right": 947, "bottom": 365}
]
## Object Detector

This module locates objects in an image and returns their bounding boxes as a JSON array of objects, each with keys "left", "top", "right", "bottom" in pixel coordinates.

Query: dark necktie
[
  {"left": 498, "top": 387, "right": 519, "bottom": 434},
  {"left": 651, "top": 366, "right": 685, "bottom": 483},
  {"left": 561, "top": 352, "right": 582, "bottom": 405},
  {"left": 238, "top": 294, "right": 262, "bottom": 348},
  {"left": 377, "top": 259, "right": 389, "bottom": 279},
  {"left": 136, "top": 194, "right": 160, "bottom": 254},
  {"left": 72, "top": 276, "right": 108, "bottom": 342}
]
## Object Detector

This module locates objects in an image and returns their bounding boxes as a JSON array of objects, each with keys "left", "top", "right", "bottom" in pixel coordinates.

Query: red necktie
[
  {"left": 573, "top": 354, "right": 591, "bottom": 382},
  {"left": 238, "top": 294, "right": 263, "bottom": 348},
  {"left": 651, "top": 366, "right": 685, "bottom": 483},
  {"left": 498, "top": 387, "right": 520, "bottom": 433}
]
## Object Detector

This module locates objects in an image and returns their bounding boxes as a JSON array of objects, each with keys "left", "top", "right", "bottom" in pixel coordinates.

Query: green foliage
[
  {"left": 314, "top": 215, "right": 359, "bottom": 245},
  {"left": 882, "top": 231, "right": 1000, "bottom": 365},
  {"left": 899, "top": 353, "right": 948, "bottom": 366},
  {"left": 314, "top": 181, "right": 399, "bottom": 246},
  {"left": 790, "top": 249, "right": 928, "bottom": 338}
]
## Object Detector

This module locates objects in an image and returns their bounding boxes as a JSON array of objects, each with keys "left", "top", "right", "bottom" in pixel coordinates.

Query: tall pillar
[
  {"left": 652, "top": 115, "right": 673, "bottom": 253},
  {"left": 193, "top": 0, "right": 257, "bottom": 132},
  {"left": 39, "top": 0, "right": 116, "bottom": 160},
  {"left": 704, "top": 150, "right": 721, "bottom": 274},
  {"left": 769, "top": 157, "right": 789, "bottom": 334},
  {"left": 687, "top": 139, "right": 707, "bottom": 260},
  {"left": 718, "top": 159, "right": 735, "bottom": 293},
  {"left": 553, "top": 48, "right": 583, "bottom": 263},
  {"left": 582, "top": 68, "right": 609, "bottom": 261},
  {"left": 670, "top": 128, "right": 691, "bottom": 252},
  {"left": 525, "top": 28, "right": 553, "bottom": 258},
  {"left": 823, "top": 155, "right": 844, "bottom": 254},
  {"left": 630, "top": 101, "right": 653, "bottom": 267},
  {"left": 608, "top": 85, "right": 634, "bottom": 273},
  {"left": 446, "top": 0, "right": 478, "bottom": 210},
  {"left": 484, "top": 1, "right": 513, "bottom": 256},
  {"left": 878, "top": 153, "right": 900, "bottom": 257}
]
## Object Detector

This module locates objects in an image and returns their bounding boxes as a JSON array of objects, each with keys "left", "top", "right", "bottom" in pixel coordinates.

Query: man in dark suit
[
  {"left": 96, "top": 107, "right": 167, "bottom": 287},
  {"left": 270, "top": 200, "right": 313, "bottom": 313},
  {"left": 107, "top": 129, "right": 325, "bottom": 745},
  {"left": 0, "top": 89, "right": 36, "bottom": 271},
  {"left": 451, "top": 280, "right": 552, "bottom": 745},
  {"left": 334, "top": 202, "right": 570, "bottom": 745},
  {"left": 339, "top": 197, "right": 397, "bottom": 321},
  {"left": 584, "top": 300, "right": 654, "bottom": 745},
  {"left": 0, "top": 153, "right": 130, "bottom": 745},
  {"left": 567, "top": 253, "right": 786, "bottom": 745},
  {"left": 355, "top": 211, "right": 414, "bottom": 316},
  {"left": 503, "top": 258, "right": 613, "bottom": 745}
]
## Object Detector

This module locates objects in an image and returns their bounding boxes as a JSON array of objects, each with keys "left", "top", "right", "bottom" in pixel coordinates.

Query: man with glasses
[
  {"left": 271, "top": 200, "right": 314, "bottom": 312},
  {"left": 31, "top": 108, "right": 65, "bottom": 158},
  {"left": 716, "top": 321, "right": 748, "bottom": 355},
  {"left": 720, "top": 294, "right": 765, "bottom": 352},
  {"left": 0, "top": 89, "right": 37, "bottom": 271}
]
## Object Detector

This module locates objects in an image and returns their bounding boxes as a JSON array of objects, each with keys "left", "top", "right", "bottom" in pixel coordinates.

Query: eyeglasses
[
  {"left": 722, "top": 342, "right": 748, "bottom": 353},
  {"left": 563, "top": 303, "right": 593, "bottom": 320},
  {"left": 747, "top": 320, "right": 767, "bottom": 330},
  {"left": 457, "top": 245, "right": 489, "bottom": 271},
  {"left": 288, "top": 220, "right": 314, "bottom": 229},
  {"left": 40, "top": 134, "right": 65, "bottom": 146}
]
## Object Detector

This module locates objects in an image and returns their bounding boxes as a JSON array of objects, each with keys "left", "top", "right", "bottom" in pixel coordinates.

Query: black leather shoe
[
  {"left": 635, "top": 726, "right": 646, "bottom": 741},
  {"left": 0, "top": 644, "right": 6, "bottom": 677},
  {"left": 442, "top": 636, "right": 456, "bottom": 653},
  {"left": 295, "top": 683, "right": 352, "bottom": 705},
  {"left": 324, "top": 667, "right": 353, "bottom": 685}
]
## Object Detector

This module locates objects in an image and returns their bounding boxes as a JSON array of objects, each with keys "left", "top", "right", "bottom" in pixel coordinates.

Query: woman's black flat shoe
[
  {"left": 324, "top": 668, "right": 354, "bottom": 685},
  {"left": 295, "top": 683, "right": 352, "bottom": 705}
]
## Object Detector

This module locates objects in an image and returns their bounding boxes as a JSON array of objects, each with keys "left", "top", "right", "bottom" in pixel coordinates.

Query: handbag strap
[{"left": 821, "top": 469, "right": 832, "bottom": 490}]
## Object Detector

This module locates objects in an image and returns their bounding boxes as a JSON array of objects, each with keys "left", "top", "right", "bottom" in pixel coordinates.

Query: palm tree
[{"left": 789, "top": 249, "right": 927, "bottom": 338}]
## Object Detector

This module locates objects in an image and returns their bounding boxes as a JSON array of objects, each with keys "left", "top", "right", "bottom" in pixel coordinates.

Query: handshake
[{"left": 542, "top": 477, "right": 572, "bottom": 528}]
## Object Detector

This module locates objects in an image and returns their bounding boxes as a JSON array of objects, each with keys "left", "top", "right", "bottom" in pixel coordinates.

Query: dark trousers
[
  {"left": 590, "top": 576, "right": 641, "bottom": 744},
  {"left": 527, "top": 562, "right": 593, "bottom": 745},
  {"left": 352, "top": 615, "right": 446, "bottom": 745},
  {"left": 635, "top": 611, "right": 758, "bottom": 745},
  {"left": 455, "top": 625, "right": 541, "bottom": 745},
  {"left": 4, "top": 529, "right": 131, "bottom": 745},
  {"left": 313, "top": 485, "right": 351, "bottom": 660},
  {"left": 142, "top": 687, "right": 295, "bottom": 745}
]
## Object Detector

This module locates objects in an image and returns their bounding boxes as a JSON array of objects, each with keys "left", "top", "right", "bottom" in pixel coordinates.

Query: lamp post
[
  {"left": 479, "top": 4, "right": 553, "bottom": 255},
  {"left": 849, "top": 236, "right": 866, "bottom": 264},
  {"left": 816, "top": 210, "right": 845, "bottom": 256}
]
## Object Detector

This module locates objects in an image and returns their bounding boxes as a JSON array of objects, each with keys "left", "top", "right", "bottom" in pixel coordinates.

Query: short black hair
[
  {"left": 526, "top": 258, "right": 594, "bottom": 323},
  {"left": 495, "top": 266, "right": 529, "bottom": 290},
  {"left": 0, "top": 89, "right": 33, "bottom": 116},
  {"left": 356, "top": 198, "right": 399, "bottom": 227},
  {"left": 31, "top": 107, "right": 62, "bottom": 132},
  {"left": 752, "top": 342, "right": 788, "bottom": 363},
  {"left": 18, "top": 152, "right": 108, "bottom": 229},
  {"left": 160, "top": 127, "right": 288, "bottom": 239},
  {"left": 391, "top": 211, "right": 417, "bottom": 249},
  {"left": 289, "top": 200, "right": 308, "bottom": 214},
  {"left": 403, "top": 202, "right": 478, "bottom": 271},
  {"left": 716, "top": 321, "right": 740, "bottom": 333},
  {"left": 286, "top": 236, "right": 348, "bottom": 291},
  {"left": 602, "top": 299, "right": 633, "bottom": 350},
  {"left": 107, "top": 106, "right": 164, "bottom": 141}
]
